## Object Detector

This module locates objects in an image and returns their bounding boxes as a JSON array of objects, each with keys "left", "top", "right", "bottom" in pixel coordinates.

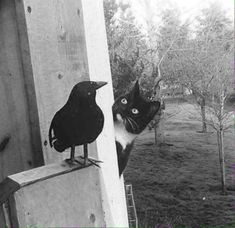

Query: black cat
[{"left": 113, "top": 81, "right": 161, "bottom": 176}]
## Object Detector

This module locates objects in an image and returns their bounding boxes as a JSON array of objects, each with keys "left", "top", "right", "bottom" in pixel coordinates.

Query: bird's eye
[
  {"left": 131, "top": 108, "right": 139, "bottom": 114},
  {"left": 121, "top": 98, "right": 127, "bottom": 104}
]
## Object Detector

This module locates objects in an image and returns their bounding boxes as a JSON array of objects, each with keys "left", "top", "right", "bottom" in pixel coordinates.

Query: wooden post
[
  {"left": 0, "top": 0, "right": 129, "bottom": 226},
  {"left": 81, "top": 0, "right": 128, "bottom": 224},
  {"left": 0, "top": 0, "right": 44, "bottom": 223},
  {"left": 1, "top": 161, "right": 105, "bottom": 227},
  {"left": 14, "top": 0, "right": 91, "bottom": 163},
  {"left": 0, "top": 0, "right": 44, "bottom": 180}
]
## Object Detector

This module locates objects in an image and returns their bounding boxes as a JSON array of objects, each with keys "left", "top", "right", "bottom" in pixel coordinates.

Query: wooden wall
[
  {"left": 0, "top": 0, "right": 44, "bottom": 182},
  {"left": 0, "top": 0, "right": 44, "bottom": 224},
  {"left": 14, "top": 0, "right": 90, "bottom": 163},
  {"left": 0, "top": 0, "right": 129, "bottom": 226},
  {"left": 7, "top": 162, "right": 107, "bottom": 227}
]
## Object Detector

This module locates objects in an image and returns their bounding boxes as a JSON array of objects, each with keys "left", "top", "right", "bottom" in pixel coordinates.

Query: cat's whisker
[
  {"left": 124, "top": 118, "right": 131, "bottom": 131},
  {"left": 128, "top": 117, "right": 140, "bottom": 131},
  {"left": 127, "top": 117, "right": 139, "bottom": 132},
  {"left": 125, "top": 117, "right": 135, "bottom": 132},
  {"left": 125, "top": 117, "right": 131, "bottom": 130},
  {"left": 128, "top": 117, "right": 138, "bottom": 132},
  {"left": 127, "top": 117, "right": 136, "bottom": 131}
]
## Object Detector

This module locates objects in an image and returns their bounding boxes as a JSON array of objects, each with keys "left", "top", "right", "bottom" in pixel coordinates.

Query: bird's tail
[{"left": 53, "top": 140, "right": 67, "bottom": 152}]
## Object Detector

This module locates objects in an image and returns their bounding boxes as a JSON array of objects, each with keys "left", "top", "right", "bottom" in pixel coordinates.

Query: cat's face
[{"left": 113, "top": 81, "right": 161, "bottom": 134}]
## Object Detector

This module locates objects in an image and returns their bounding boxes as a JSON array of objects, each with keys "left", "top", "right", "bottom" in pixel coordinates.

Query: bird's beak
[{"left": 95, "top": 81, "right": 108, "bottom": 90}]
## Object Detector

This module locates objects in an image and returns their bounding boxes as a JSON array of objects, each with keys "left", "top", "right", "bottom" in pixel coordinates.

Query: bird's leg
[
  {"left": 70, "top": 144, "right": 75, "bottom": 160},
  {"left": 83, "top": 144, "right": 88, "bottom": 165},
  {"left": 80, "top": 144, "right": 102, "bottom": 168},
  {"left": 65, "top": 145, "right": 82, "bottom": 165}
]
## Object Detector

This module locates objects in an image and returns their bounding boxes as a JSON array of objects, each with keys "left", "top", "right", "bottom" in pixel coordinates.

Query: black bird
[{"left": 49, "top": 81, "right": 107, "bottom": 166}]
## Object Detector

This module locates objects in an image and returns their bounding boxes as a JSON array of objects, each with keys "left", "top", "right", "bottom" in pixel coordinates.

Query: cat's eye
[
  {"left": 131, "top": 108, "right": 139, "bottom": 114},
  {"left": 121, "top": 98, "right": 127, "bottom": 104}
]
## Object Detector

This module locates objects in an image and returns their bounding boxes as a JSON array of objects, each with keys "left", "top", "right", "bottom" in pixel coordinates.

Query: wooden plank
[
  {"left": 15, "top": 0, "right": 90, "bottom": 164},
  {"left": 81, "top": 0, "right": 129, "bottom": 226},
  {"left": 0, "top": 157, "right": 94, "bottom": 205},
  {"left": 8, "top": 156, "right": 93, "bottom": 187},
  {"left": 0, "top": 178, "right": 20, "bottom": 205},
  {"left": 0, "top": 207, "right": 6, "bottom": 228},
  {"left": 13, "top": 0, "right": 45, "bottom": 168},
  {"left": 0, "top": 0, "right": 43, "bottom": 182},
  {"left": 0, "top": 1, "right": 44, "bottom": 224},
  {"left": 6, "top": 164, "right": 105, "bottom": 227}
]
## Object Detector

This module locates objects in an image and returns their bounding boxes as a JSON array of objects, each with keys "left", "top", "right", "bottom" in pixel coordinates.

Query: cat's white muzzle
[{"left": 116, "top": 113, "right": 123, "bottom": 122}]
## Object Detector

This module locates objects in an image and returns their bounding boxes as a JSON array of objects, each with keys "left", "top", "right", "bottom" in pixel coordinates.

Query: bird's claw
[
  {"left": 65, "top": 158, "right": 82, "bottom": 165},
  {"left": 80, "top": 156, "right": 103, "bottom": 168}
]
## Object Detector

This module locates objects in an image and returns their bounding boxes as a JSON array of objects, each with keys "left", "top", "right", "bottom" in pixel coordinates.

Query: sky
[
  {"left": 120, "top": 0, "right": 234, "bottom": 28},
  {"left": 170, "top": 0, "right": 233, "bottom": 17},
  {"left": 172, "top": 0, "right": 233, "bottom": 21}
]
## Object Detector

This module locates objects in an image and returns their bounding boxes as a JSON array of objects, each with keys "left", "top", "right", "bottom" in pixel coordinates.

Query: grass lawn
[{"left": 124, "top": 98, "right": 235, "bottom": 228}]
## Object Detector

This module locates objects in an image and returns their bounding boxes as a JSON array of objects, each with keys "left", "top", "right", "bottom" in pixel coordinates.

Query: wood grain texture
[
  {"left": 0, "top": 0, "right": 44, "bottom": 224},
  {"left": 15, "top": 0, "right": 90, "bottom": 164},
  {"left": 0, "top": 0, "right": 39, "bottom": 182},
  {"left": 0, "top": 178, "right": 20, "bottom": 205},
  {"left": 0, "top": 207, "right": 6, "bottom": 228},
  {"left": 14, "top": 0, "right": 45, "bottom": 168},
  {"left": 82, "top": 0, "right": 129, "bottom": 226},
  {"left": 8, "top": 196, "right": 19, "bottom": 228},
  {"left": 10, "top": 164, "right": 105, "bottom": 227},
  {"left": 9, "top": 156, "right": 93, "bottom": 187},
  {"left": 0, "top": 157, "right": 93, "bottom": 206}
]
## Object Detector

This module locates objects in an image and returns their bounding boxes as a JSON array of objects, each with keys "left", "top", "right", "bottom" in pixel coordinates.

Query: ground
[{"left": 124, "top": 98, "right": 235, "bottom": 228}]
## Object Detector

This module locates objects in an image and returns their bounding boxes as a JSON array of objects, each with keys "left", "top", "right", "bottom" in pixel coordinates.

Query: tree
[
  {"left": 171, "top": 2, "right": 234, "bottom": 192},
  {"left": 141, "top": 5, "right": 190, "bottom": 144},
  {"left": 152, "top": 2, "right": 233, "bottom": 192},
  {"left": 167, "top": 2, "right": 233, "bottom": 134},
  {"left": 203, "top": 25, "right": 233, "bottom": 193},
  {"left": 103, "top": 0, "right": 146, "bottom": 97}
]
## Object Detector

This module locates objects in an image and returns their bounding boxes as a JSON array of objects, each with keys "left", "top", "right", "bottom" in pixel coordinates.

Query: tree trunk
[
  {"left": 217, "top": 130, "right": 226, "bottom": 194},
  {"left": 200, "top": 98, "right": 207, "bottom": 132},
  {"left": 153, "top": 108, "right": 164, "bottom": 145},
  {"left": 154, "top": 124, "right": 157, "bottom": 144}
]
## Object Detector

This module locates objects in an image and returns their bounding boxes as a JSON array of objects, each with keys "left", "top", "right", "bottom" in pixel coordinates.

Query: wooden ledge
[{"left": 0, "top": 156, "right": 96, "bottom": 205}]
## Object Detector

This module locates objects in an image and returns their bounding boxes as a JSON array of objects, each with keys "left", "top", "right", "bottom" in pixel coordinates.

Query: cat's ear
[
  {"left": 148, "top": 101, "right": 161, "bottom": 119},
  {"left": 131, "top": 80, "right": 140, "bottom": 98}
]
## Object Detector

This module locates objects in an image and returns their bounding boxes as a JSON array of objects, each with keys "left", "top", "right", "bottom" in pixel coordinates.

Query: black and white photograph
[{"left": 0, "top": 0, "right": 234, "bottom": 227}]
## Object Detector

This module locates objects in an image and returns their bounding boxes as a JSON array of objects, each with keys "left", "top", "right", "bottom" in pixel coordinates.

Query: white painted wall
[{"left": 82, "top": 0, "right": 129, "bottom": 226}]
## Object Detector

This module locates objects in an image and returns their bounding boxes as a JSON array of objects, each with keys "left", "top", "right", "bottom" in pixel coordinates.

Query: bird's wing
[
  {"left": 48, "top": 109, "right": 65, "bottom": 147},
  {"left": 48, "top": 106, "right": 73, "bottom": 146},
  {"left": 48, "top": 116, "right": 55, "bottom": 147}
]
